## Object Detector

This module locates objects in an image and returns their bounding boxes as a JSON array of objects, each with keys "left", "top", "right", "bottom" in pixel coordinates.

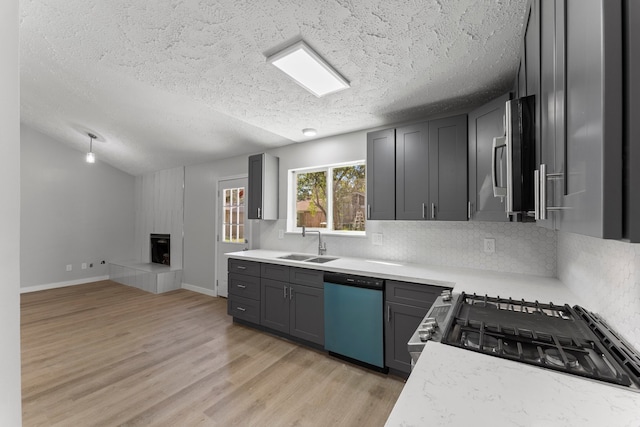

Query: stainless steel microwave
[{"left": 492, "top": 95, "right": 536, "bottom": 219}]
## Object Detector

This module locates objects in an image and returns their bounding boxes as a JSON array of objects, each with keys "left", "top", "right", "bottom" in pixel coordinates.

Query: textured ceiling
[{"left": 20, "top": 0, "right": 528, "bottom": 176}]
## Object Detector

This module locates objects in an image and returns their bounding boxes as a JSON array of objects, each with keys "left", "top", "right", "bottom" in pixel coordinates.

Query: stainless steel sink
[
  {"left": 277, "top": 254, "right": 338, "bottom": 263},
  {"left": 303, "top": 256, "right": 338, "bottom": 264},
  {"left": 277, "top": 254, "right": 313, "bottom": 261}
]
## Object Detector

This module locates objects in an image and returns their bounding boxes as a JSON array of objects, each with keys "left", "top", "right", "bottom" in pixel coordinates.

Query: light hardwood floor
[{"left": 21, "top": 281, "right": 405, "bottom": 426}]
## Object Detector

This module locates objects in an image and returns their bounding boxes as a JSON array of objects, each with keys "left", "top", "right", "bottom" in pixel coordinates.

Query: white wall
[
  {"left": 0, "top": 0, "right": 22, "bottom": 423},
  {"left": 558, "top": 232, "right": 640, "bottom": 350},
  {"left": 20, "top": 125, "right": 135, "bottom": 290},
  {"left": 183, "top": 156, "right": 247, "bottom": 291}
]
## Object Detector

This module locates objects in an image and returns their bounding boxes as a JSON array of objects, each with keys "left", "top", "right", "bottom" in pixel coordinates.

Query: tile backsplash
[
  {"left": 558, "top": 232, "right": 640, "bottom": 350},
  {"left": 258, "top": 220, "right": 557, "bottom": 277}
]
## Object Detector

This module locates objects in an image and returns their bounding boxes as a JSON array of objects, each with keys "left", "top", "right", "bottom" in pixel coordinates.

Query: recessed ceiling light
[
  {"left": 302, "top": 128, "right": 317, "bottom": 137},
  {"left": 267, "top": 40, "right": 350, "bottom": 98}
]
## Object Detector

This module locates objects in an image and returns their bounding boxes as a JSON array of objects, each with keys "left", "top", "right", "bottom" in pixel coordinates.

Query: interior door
[{"left": 216, "top": 177, "right": 248, "bottom": 297}]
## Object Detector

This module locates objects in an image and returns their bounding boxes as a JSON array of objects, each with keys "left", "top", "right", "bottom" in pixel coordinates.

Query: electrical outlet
[
  {"left": 278, "top": 229, "right": 284, "bottom": 239},
  {"left": 81, "top": 263, "right": 87, "bottom": 270},
  {"left": 372, "top": 233, "right": 383, "bottom": 246},
  {"left": 66, "top": 264, "right": 72, "bottom": 271},
  {"left": 484, "top": 238, "right": 496, "bottom": 253}
]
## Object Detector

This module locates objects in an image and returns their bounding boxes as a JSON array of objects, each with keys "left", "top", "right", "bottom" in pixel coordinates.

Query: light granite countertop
[
  {"left": 385, "top": 343, "right": 640, "bottom": 427},
  {"left": 225, "top": 249, "right": 582, "bottom": 304},
  {"left": 227, "top": 250, "right": 640, "bottom": 426}
]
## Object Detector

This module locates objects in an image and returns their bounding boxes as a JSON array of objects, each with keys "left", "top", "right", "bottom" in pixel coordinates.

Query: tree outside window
[{"left": 294, "top": 163, "right": 366, "bottom": 233}]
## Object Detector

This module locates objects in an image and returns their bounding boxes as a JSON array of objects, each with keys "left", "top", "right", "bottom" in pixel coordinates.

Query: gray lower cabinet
[
  {"left": 384, "top": 280, "right": 446, "bottom": 374},
  {"left": 261, "top": 278, "right": 290, "bottom": 333},
  {"left": 227, "top": 259, "right": 261, "bottom": 324},
  {"left": 289, "top": 283, "right": 324, "bottom": 344},
  {"left": 260, "top": 265, "right": 324, "bottom": 346},
  {"left": 384, "top": 302, "right": 429, "bottom": 374},
  {"left": 468, "top": 93, "right": 510, "bottom": 221}
]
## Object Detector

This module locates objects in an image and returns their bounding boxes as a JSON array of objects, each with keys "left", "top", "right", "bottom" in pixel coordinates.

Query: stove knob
[
  {"left": 422, "top": 318, "right": 438, "bottom": 328},
  {"left": 441, "top": 290, "right": 452, "bottom": 302},
  {"left": 418, "top": 329, "right": 433, "bottom": 342}
]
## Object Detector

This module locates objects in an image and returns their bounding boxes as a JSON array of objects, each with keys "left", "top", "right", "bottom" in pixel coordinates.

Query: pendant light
[{"left": 86, "top": 133, "right": 96, "bottom": 163}]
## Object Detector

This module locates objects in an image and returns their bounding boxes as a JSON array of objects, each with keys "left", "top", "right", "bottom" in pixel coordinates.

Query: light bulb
[{"left": 86, "top": 152, "right": 96, "bottom": 163}]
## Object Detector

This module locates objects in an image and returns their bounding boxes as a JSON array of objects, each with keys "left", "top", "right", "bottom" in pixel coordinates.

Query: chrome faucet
[{"left": 302, "top": 226, "right": 326, "bottom": 255}]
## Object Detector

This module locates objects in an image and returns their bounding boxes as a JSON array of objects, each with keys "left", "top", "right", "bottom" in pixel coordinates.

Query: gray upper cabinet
[
  {"left": 247, "top": 153, "right": 278, "bottom": 220},
  {"left": 535, "top": 0, "right": 623, "bottom": 239},
  {"left": 468, "top": 93, "right": 510, "bottom": 222},
  {"left": 366, "top": 129, "right": 396, "bottom": 220},
  {"left": 537, "top": 0, "right": 560, "bottom": 230},
  {"left": 626, "top": 0, "right": 640, "bottom": 242},
  {"left": 377, "top": 115, "right": 467, "bottom": 222},
  {"left": 395, "top": 123, "right": 429, "bottom": 220},
  {"left": 428, "top": 115, "right": 468, "bottom": 221}
]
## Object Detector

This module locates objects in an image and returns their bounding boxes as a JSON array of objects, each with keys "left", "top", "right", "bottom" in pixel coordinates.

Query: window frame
[{"left": 287, "top": 160, "right": 366, "bottom": 236}]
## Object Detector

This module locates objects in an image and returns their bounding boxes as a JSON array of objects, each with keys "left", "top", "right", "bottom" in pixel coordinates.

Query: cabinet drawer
[
  {"left": 228, "top": 295, "right": 260, "bottom": 324},
  {"left": 228, "top": 273, "right": 261, "bottom": 300},
  {"left": 261, "top": 263, "right": 290, "bottom": 282},
  {"left": 385, "top": 280, "right": 447, "bottom": 309},
  {"left": 228, "top": 259, "right": 260, "bottom": 277},
  {"left": 290, "top": 268, "right": 324, "bottom": 289}
]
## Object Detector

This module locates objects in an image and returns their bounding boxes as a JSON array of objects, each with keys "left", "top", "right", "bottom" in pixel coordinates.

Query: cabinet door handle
[
  {"left": 237, "top": 306, "right": 246, "bottom": 312},
  {"left": 431, "top": 203, "right": 436, "bottom": 220},
  {"left": 534, "top": 169, "right": 541, "bottom": 220},
  {"left": 236, "top": 265, "right": 246, "bottom": 270},
  {"left": 468, "top": 201, "right": 472, "bottom": 220},
  {"left": 422, "top": 203, "right": 426, "bottom": 219},
  {"left": 236, "top": 284, "right": 246, "bottom": 289},
  {"left": 367, "top": 204, "right": 371, "bottom": 219},
  {"left": 257, "top": 207, "right": 261, "bottom": 219},
  {"left": 283, "top": 285, "right": 287, "bottom": 299},
  {"left": 387, "top": 305, "right": 391, "bottom": 323},
  {"left": 289, "top": 286, "right": 293, "bottom": 300},
  {"left": 537, "top": 164, "right": 569, "bottom": 220}
]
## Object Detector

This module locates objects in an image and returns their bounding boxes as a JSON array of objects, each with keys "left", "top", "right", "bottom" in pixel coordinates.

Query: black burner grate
[{"left": 441, "top": 293, "right": 639, "bottom": 389}]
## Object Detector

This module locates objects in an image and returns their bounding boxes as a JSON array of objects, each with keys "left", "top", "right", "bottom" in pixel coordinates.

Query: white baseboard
[
  {"left": 20, "top": 275, "right": 110, "bottom": 294},
  {"left": 181, "top": 283, "right": 217, "bottom": 297}
]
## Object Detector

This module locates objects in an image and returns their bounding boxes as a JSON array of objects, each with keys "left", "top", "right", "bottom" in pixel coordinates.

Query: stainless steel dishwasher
[{"left": 323, "top": 272, "right": 385, "bottom": 371}]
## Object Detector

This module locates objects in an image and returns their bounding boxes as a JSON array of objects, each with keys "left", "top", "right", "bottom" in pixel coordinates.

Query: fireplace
[{"left": 150, "top": 234, "right": 171, "bottom": 266}]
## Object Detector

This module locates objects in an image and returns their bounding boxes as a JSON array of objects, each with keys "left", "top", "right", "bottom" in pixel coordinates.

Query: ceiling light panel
[{"left": 267, "top": 41, "right": 350, "bottom": 98}]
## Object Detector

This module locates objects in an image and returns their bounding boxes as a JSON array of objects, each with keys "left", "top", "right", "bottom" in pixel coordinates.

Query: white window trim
[{"left": 287, "top": 160, "right": 366, "bottom": 236}]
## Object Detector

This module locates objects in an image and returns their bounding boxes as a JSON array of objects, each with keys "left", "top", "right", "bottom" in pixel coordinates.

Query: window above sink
[{"left": 287, "top": 161, "right": 366, "bottom": 236}]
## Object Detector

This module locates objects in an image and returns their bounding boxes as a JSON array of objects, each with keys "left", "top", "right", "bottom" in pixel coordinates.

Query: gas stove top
[{"left": 440, "top": 293, "right": 640, "bottom": 390}]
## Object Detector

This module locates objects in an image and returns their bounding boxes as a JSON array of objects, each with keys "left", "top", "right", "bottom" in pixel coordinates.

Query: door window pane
[{"left": 223, "top": 187, "right": 245, "bottom": 242}]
